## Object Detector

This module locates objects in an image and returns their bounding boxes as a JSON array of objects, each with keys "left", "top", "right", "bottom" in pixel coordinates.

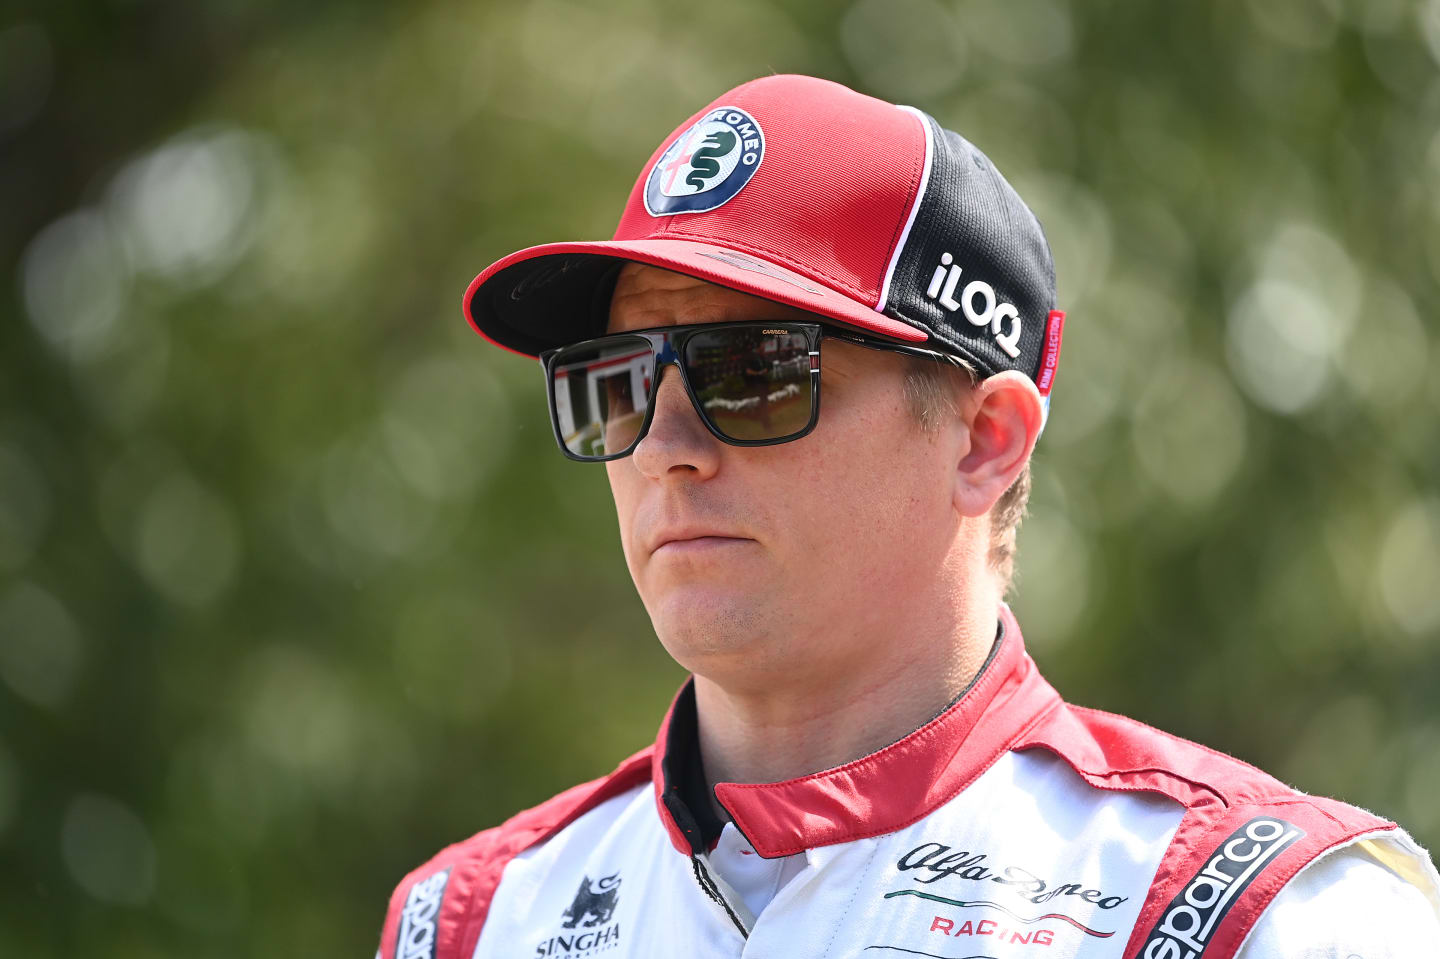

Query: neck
[{"left": 692, "top": 581, "right": 1001, "bottom": 789}]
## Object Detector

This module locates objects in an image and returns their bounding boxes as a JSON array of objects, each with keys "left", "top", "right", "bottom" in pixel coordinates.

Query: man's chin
[{"left": 647, "top": 588, "right": 785, "bottom": 668}]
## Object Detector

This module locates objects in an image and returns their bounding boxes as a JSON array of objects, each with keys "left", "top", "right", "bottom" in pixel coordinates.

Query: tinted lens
[
  {"left": 684, "top": 326, "right": 814, "bottom": 442},
  {"left": 549, "top": 335, "right": 653, "bottom": 459}
]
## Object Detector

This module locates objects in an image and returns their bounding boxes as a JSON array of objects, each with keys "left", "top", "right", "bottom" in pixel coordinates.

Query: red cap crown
[{"left": 612, "top": 75, "right": 923, "bottom": 308}]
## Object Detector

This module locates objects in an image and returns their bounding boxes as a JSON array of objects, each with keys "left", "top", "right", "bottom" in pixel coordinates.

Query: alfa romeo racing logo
[{"left": 644, "top": 106, "right": 764, "bottom": 216}]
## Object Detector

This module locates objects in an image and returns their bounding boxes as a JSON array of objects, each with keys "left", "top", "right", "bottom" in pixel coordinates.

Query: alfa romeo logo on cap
[{"left": 644, "top": 106, "right": 764, "bottom": 217}]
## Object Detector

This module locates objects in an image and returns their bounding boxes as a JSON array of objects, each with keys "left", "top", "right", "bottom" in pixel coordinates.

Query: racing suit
[{"left": 378, "top": 606, "right": 1440, "bottom": 958}]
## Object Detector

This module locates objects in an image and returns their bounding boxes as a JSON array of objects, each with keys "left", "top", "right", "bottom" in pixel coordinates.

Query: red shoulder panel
[
  {"left": 1017, "top": 703, "right": 1297, "bottom": 810},
  {"left": 1015, "top": 702, "right": 1394, "bottom": 959},
  {"left": 377, "top": 747, "right": 653, "bottom": 959},
  {"left": 1121, "top": 797, "right": 1392, "bottom": 959}
]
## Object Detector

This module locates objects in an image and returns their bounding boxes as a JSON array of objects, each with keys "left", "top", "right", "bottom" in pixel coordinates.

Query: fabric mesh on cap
[{"left": 879, "top": 114, "right": 1057, "bottom": 382}]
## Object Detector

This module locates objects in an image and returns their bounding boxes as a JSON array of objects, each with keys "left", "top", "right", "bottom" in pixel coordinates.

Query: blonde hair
[{"left": 901, "top": 356, "right": 1031, "bottom": 596}]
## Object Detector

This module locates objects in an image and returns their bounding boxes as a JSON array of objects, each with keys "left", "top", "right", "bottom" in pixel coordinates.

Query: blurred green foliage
[{"left": 2, "top": 0, "right": 1439, "bottom": 954}]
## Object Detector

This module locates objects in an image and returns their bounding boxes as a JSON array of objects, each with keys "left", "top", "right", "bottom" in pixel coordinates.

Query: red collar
[{"left": 650, "top": 605, "right": 1061, "bottom": 859}]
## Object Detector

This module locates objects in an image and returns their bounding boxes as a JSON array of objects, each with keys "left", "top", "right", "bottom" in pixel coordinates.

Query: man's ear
[{"left": 953, "top": 371, "right": 1044, "bottom": 518}]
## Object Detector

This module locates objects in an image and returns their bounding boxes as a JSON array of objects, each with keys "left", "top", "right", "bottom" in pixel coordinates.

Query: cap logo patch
[
  {"left": 924, "top": 251, "right": 1022, "bottom": 359},
  {"left": 644, "top": 106, "right": 764, "bottom": 217}
]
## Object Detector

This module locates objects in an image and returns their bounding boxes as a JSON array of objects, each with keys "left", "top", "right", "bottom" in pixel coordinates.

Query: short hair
[{"left": 901, "top": 356, "right": 1031, "bottom": 596}]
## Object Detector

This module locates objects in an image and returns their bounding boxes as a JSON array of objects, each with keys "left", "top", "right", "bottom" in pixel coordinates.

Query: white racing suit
[{"left": 379, "top": 607, "right": 1440, "bottom": 958}]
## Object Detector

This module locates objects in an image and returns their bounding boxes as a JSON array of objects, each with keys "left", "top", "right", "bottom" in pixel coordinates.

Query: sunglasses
[{"left": 539, "top": 320, "right": 950, "bottom": 462}]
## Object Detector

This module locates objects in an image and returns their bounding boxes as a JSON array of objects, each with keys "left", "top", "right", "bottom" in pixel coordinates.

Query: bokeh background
[{"left": 3, "top": 0, "right": 1439, "bottom": 953}]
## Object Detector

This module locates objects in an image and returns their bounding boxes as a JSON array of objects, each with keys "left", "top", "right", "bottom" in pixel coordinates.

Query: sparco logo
[
  {"left": 923, "top": 251, "right": 1023, "bottom": 359},
  {"left": 536, "top": 873, "right": 622, "bottom": 957},
  {"left": 395, "top": 867, "right": 450, "bottom": 959},
  {"left": 1140, "top": 817, "right": 1303, "bottom": 959}
]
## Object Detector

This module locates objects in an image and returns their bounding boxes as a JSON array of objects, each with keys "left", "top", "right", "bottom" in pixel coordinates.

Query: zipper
[{"left": 690, "top": 855, "right": 750, "bottom": 939}]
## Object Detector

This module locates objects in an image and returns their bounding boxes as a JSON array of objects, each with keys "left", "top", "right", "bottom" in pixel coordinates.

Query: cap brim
[{"left": 464, "top": 238, "right": 929, "bottom": 358}]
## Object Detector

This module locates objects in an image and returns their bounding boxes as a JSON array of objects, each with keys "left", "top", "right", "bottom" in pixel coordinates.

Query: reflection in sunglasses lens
[
  {"left": 550, "top": 335, "right": 652, "bottom": 458},
  {"left": 685, "top": 328, "right": 813, "bottom": 441}
]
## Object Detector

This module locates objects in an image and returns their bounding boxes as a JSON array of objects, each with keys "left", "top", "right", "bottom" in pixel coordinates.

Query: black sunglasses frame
[{"left": 538, "top": 320, "right": 955, "bottom": 462}]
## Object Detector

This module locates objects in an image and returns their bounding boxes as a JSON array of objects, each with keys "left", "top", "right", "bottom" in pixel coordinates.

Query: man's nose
[{"left": 630, "top": 364, "right": 722, "bottom": 479}]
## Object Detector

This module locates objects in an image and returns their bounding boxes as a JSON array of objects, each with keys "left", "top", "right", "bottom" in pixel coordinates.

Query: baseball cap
[{"left": 464, "top": 74, "right": 1065, "bottom": 411}]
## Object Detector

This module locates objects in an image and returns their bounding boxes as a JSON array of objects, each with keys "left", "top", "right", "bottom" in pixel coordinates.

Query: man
[{"left": 379, "top": 75, "right": 1439, "bottom": 958}]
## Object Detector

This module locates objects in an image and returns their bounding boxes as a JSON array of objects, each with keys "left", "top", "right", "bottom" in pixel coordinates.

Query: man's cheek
[{"left": 605, "top": 492, "right": 643, "bottom": 581}]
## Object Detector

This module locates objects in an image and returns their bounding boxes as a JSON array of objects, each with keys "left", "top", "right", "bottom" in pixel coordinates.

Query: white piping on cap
[{"left": 875, "top": 105, "right": 935, "bottom": 312}]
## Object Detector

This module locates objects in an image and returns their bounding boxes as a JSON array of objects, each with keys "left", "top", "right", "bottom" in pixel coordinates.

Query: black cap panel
[{"left": 881, "top": 112, "right": 1057, "bottom": 382}]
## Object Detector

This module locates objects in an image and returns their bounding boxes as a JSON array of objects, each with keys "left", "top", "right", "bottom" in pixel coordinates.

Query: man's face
[{"left": 604, "top": 263, "right": 972, "bottom": 691}]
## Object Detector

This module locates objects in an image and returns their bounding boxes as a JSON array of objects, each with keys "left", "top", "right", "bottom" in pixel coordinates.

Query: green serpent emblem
[{"left": 686, "top": 130, "right": 737, "bottom": 190}]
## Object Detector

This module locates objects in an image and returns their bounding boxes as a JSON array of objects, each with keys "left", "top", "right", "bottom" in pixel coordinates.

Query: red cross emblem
[{"left": 660, "top": 129, "right": 701, "bottom": 194}]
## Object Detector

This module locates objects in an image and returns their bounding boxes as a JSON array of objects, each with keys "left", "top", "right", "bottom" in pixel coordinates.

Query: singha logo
[{"left": 560, "top": 874, "right": 620, "bottom": 929}]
